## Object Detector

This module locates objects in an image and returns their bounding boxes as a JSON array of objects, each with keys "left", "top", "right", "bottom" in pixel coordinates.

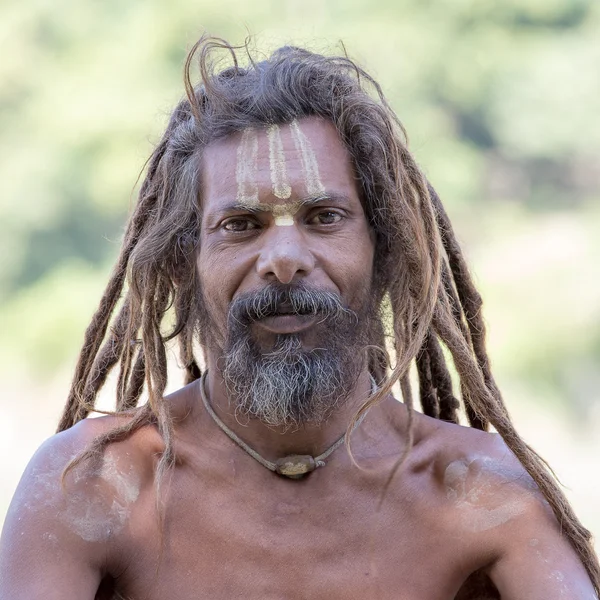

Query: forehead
[{"left": 201, "top": 117, "right": 358, "bottom": 207}]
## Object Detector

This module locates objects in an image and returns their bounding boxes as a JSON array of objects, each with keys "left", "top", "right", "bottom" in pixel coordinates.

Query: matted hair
[{"left": 57, "top": 35, "right": 599, "bottom": 592}]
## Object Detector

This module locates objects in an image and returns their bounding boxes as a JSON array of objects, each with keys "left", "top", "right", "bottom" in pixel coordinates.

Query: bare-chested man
[{"left": 1, "top": 37, "right": 598, "bottom": 600}]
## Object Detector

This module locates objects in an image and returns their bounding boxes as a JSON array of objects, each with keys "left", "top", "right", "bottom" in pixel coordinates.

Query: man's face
[{"left": 197, "top": 117, "right": 376, "bottom": 426}]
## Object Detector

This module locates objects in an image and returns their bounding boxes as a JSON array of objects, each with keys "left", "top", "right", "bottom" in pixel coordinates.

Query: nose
[{"left": 256, "top": 227, "right": 315, "bottom": 284}]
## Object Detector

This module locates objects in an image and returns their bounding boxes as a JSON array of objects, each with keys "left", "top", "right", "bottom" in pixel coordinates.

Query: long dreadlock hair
[{"left": 57, "top": 35, "right": 599, "bottom": 591}]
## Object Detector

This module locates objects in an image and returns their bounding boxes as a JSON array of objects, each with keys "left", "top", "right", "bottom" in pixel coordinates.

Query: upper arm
[
  {"left": 488, "top": 495, "right": 597, "bottom": 600},
  {"left": 441, "top": 430, "right": 598, "bottom": 599},
  {"left": 0, "top": 428, "right": 127, "bottom": 600}
]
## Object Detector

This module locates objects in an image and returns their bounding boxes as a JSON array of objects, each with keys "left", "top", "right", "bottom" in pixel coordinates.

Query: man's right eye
[{"left": 222, "top": 218, "right": 259, "bottom": 232}]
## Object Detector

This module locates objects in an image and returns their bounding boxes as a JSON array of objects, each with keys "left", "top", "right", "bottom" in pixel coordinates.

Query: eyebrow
[{"left": 216, "top": 192, "right": 351, "bottom": 216}]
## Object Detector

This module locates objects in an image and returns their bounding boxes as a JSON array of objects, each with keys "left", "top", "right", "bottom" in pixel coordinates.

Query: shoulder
[
  {"left": 382, "top": 408, "right": 597, "bottom": 595},
  {"left": 38, "top": 410, "right": 162, "bottom": 485},
  {"left": 407, "top": 415, "right": 567, "bottom": 563},
  {"left": 5, "top": 412, "right": 161, "bottom": 548},
  {"left": 0, "top": 413, "right": 163, "bottom": 597},
  {"left": 415, "top": 420, "right": 599, "bottom": 596},
  {"left": 19, "top": 382, "right": 196, "bottom": 516},
  {"left": 409, "top": 412, "right": 546, "bottom": 537}
]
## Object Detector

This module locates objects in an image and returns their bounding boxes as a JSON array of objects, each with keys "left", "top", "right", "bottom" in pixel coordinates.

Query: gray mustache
[{"left": 228, "top": 284, "right": 357, "bottom": 325}]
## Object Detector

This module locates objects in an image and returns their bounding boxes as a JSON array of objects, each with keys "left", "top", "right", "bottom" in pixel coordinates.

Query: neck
[{"left": 201, "top": 354, "right": 374, "bottom": 461}]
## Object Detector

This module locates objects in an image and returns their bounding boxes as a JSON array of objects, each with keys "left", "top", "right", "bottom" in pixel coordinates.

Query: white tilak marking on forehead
[
  {"left": 290, "top": 119, "right": 326, "bottom": 196},
  {"left": 236, "top": 128, "right": 259, "bottom": 205},
  {"left": 267, "top": 124, "right": 292, "bottom": 199}
]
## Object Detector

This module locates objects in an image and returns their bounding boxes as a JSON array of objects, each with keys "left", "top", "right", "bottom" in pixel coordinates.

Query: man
[{"left": 0, "top": 36, "right": 598, "bottom": 599}]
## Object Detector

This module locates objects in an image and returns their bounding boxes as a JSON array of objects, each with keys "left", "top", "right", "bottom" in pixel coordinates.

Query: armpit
[{"left": 454, "top": 570, "right": 500, "bottom": 600}]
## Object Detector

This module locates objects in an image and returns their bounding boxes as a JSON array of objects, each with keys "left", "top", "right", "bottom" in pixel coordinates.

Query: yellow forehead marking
[
  {"left": 236, "top": 128, "right": 259, "bottom": 205},
  {"left": 234, "top": 201, "right": 300, "bottom": 227},
  {"left": 266, "top": 124, "right": 292, "bottom": 200},
  {"left": 290, "top": 120, "right": 326, "bottom": 196},
  {"left": 274, "top": 215, "right": 295, "bottom": 226},
  {"left": 271, "top": 203, "right": 300, "bottom": 227}
]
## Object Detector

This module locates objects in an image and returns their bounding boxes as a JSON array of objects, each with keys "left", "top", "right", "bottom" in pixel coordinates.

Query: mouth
[
  {"left": 254, "top": 301, "right": 315, "bottom": 320},
  {"left": 255, "top": 312, "right": 318, "bottom": 334},
  {"left": 268, "top": 302, "right": 310, "bottom": 316}
]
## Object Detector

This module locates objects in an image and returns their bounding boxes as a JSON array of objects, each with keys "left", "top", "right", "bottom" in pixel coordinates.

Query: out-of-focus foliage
[{"left": 0, "top": 0, "right": 599, "bottom": 414}]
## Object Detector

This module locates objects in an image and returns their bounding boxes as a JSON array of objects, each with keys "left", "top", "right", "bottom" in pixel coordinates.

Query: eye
[
  {"left": 222, "top": 217, "right": 260, "bottom": 232},
  {"left": 308, "top": 210, "right": 343, "bottom": 225}
]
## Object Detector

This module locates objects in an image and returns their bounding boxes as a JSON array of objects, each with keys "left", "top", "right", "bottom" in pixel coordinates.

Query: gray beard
[{"left": 220, "top": 285, "right": 369, "bottom": 429}]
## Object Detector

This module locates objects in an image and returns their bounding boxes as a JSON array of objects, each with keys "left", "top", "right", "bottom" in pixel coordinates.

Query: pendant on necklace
[{"left": 275, "top": 455, "right": 317, "bottom": 479}]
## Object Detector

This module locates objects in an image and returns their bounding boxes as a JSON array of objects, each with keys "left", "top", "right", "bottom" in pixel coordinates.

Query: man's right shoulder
[
  {"left": 4, "top": 413, "right": 160, "bottom": 548},
  {"left": 31, "top": 412, "right": 161, "bottom": 482},
  {"left": 0, "top": 413, "right": 164, "bottom": 599}
]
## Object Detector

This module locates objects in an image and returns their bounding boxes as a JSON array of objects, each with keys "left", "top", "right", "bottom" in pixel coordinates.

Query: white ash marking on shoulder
[
  {"left": 551, "top": 570, "right": 565, "bottom": 583},
  {"left": 444, "top": 455, "right": 534, "bottom": 532},
  {"left": 59, "top": 453, "right": 141, "bottom": 542},
  {"left": 20, "top": 446, "right": 77, "bottom": 512},
  {"left": 22, "top": 446, "right": 141, "bottom": 543},
  {"left": 550, "top": 570, "right": 570, "bottom": 598},
  {"left": 534, "top": 548, "right": 550, "bottom": 565},
  {"left": 100, "top": 453, "right": 140, "bottom": 504}
]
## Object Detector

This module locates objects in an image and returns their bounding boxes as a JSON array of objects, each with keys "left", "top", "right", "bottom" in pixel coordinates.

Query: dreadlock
[{"left": 57, "top": 35, "right": 599, "bottom": 592}]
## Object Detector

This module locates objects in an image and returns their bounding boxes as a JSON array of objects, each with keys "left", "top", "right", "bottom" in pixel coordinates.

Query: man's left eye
[{"left": 309, "top": 211, "right": 342, "bottom": 225}]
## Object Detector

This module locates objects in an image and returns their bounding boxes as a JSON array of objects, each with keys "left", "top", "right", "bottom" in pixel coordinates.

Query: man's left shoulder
[
  {"left": 412, "top": 415, "right": 546, "bottom": 528},
  {"left": 413, "top": 418, "right": 597, "bottom": 598}
]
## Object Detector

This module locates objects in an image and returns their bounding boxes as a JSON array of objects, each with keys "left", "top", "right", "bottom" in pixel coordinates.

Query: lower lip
[{"left": 256, "top": 314, "right": 317, "bottom": 334}]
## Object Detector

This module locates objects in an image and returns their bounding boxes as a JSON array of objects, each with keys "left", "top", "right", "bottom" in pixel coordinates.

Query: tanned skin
[{"left": 0, "top": 118, "right": 595, "bottom": 599}]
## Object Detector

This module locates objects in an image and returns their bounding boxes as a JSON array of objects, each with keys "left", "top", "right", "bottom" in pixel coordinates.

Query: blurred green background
[{"left": 1, "top": 0, "right": 599, "bottom": 546}]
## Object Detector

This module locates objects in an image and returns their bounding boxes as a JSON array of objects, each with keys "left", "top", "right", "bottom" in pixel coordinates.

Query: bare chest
[{"left": 112, "top": 460, "right": 480, "bottom": 600}]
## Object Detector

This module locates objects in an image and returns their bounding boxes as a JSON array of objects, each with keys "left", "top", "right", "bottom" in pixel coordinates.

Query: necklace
[{"left": 199, "top": 372, "right": 376, "bottom": 479}]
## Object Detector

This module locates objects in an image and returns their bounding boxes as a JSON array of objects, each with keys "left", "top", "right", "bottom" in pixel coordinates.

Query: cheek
[
  {"left": 351, "top": 222, "right": 376, "bottom": 276},
  {"left": 352, "top": 229, "right": 376, "bottom": 300},
  {"left": 325, "top": 231, "right": 375, "bottom": 307},
  {"left": 195, "top": 249, "right": 228, "bottom": 320},
  {"left": 196, "top": 242, "right": 254, "bottom": 315}
]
